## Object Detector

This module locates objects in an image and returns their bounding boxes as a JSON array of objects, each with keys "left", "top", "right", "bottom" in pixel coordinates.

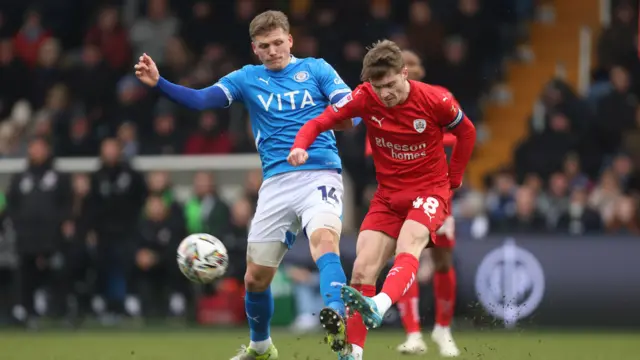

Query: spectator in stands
[
  {"left": 562, "top": 153, "right": 591, "bottom": 191},
  {"left": 556, "top": 186, "right": 603, "bottom": 235},
  {"left": 56, "top": 113, "right": 99, "bottom": 157},
  {"left": 31, "top": 38, "right": 63, "bottom": 109},
  {"left": 220, "top": 197, "right": 250, "bottom": 284},
  {"left": 184, "top": 171, "right": 229, "bottom": 238},
  {"left": 109, "top": 75, "right": 152, "bottom": 137},
  {"left": 429, "top": 36, "right": 482, "bottom": 122},
  {"left": 129, "top": 0, "right": 179, "bottom": 67},
  {"left": 594, "top": 66, "right": 637, "bottom": 155},
  {"left": 606, "top": 195, "right": 640, "bottom": 234},
  {"left": 515, "top": 112, "right": 577, "bottom": 181},
  {"left": 179, "top": 1, "right": 220, "bottom": 55},
  {"left": 132, "top": 194, "right": 186, "bottom": 318},
  {"left": 184, "top": 111, "right": 233, "bottom": 155},
  {"left": 141, "top": 111, "right": 184, "bottom": 155},
  {"left": 13, "top": 8, "right": 51, "bottom": 68},
  {"left": 491, "top": 186, "right": 547, "bottom": 233},
  {"left": 85, "top": 5, "right": 130, "bottom": 73},
  {"left": 405, "top": 1, "right": 445, "bottom": 65},
  {"left": 538, "top": 172, "right": 570, "bottom": 230},
  {"left": 66, "top": 43, "right": 115, "bottom": 120},
  {"left": 0, "top": 38, "right": 30, "bottom": 119},
  {"left": 448, "top": 0, "right": 497, "bottom": 77},
  {"left": 6, "top": 137, "right": 72, "bottom": 327},
  {"left": 116, "top": 122, "right": 139, "bottom": 160},
  {"left": 361, "top": 0, "right": 393, "bottom": 47},
  {"left": 596, "top": 1, "right": 637, "bottom": 76},
  {"left": 589, "top": 169, "right": 623, "bottom": 225},
  {"left": 59, "top": 173, "right": 94, "bottom": 322},
  {"left": 485, "top": 170, "right": 517, "bottom": 224},
  {"left": 454, "top": 191, "right": 489, "bottom": 239},
  {"left": 87, "top": 138, "right": 147, "bottom": 320},
  {"left": 146, "top": 170, "right": 185, "bottom": 230},
  {"left": 610, "top": 153, "right": 633, "bottom": 190},
  {"left": 521, "top": 172, "right": 545, "bottom": 208}
]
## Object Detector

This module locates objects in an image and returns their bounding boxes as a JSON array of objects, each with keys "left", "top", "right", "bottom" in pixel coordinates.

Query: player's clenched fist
[
  {"left": 134, "top": 53, "right": 160, "bottom": 87},
  {"left": 287, "top": 148, "right": 309, "bottom": 167}
]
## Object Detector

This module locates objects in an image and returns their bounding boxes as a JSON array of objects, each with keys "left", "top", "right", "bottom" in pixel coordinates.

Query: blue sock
[
  {"left": 316, "top": 252, "right": 347, "bottom": 317},
  {"left": 245, "top": 288, "right": 274, "bottom": 342}
]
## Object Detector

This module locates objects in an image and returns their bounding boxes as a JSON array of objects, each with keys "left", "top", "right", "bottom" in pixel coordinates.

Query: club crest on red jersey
[{"left": 413, "top": 119, "right": 427, "bottom": 133}]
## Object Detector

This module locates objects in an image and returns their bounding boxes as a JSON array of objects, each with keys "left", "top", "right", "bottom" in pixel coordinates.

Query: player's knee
[
  {"left": 351, "top": 256, "right": 379, "bottom": 285},
  {"left": 307, "top": 214, "right": 342, "bottom": 261},
  {"left": 244, "top": 262, "right": 277, "bottom": 292},
  {"left": 309, "top": 228, "right": 340, "bottom": 260}
]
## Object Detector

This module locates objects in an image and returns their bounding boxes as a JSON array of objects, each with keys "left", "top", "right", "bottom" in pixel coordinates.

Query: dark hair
[{"left": 361, "top": 40, "right": 404, "bottom": 81}]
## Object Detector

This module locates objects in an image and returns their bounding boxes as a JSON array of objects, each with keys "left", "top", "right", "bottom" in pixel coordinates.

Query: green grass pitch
[{"left": 1, "top": 328, "right": 638, "bottom": 360}]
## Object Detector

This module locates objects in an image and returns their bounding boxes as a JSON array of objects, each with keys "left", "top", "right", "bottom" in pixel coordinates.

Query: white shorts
[{"left": 248, "top": 170, "right": 344, "bottom": 247}]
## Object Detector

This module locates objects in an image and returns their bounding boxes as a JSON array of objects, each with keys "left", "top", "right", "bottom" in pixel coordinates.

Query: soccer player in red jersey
[
  {"left": 287, "top": 40, "right": 476, "bottom": 360},
  {"left": 393, "top": 50, "right": 460, "bottom": 357}
]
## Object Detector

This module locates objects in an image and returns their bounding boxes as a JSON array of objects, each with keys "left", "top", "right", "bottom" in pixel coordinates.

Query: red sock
[
  {"left": 434, "top": 268, "right": 456, "bottom": 327},
  {"left": 346, "top": 284, "right": 376, "bottom": 349},
  {"left": 380, "top": 253, "right": 419, "bottom": 304},
  {"left": 397, "top": 279, "right": 421, "bottom": 334}
]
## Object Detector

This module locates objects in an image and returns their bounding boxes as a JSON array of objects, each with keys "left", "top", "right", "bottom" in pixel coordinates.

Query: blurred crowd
[
  {"left": 0, "top": 0, "right": 533, "bottom": 159},
  {"left": 0, "top": 0, "right": 638, "bottom": 327},
  {"left": 476, "top": 0, "right": 640, "bottom": 237}
]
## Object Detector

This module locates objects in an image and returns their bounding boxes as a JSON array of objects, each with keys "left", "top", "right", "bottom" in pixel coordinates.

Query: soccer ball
[{"left": 177, "top": 233, "right": 229, "bottom": 283}]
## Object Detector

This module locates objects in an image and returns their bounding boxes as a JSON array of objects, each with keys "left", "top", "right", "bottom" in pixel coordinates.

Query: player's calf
[
  {"left": 240, "top": 242, "right": 288, "bottom": 357},
  {"left": 307, "top": 214, "right": 348, "bottom": 352},
  {"left": 341, "top": 231, "right": 395, "bottom": 358}
]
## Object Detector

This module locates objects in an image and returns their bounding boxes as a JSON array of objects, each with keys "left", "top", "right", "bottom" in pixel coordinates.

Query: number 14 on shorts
[
  {"left": 317, "top": 185, "right": 340, "bottom": 205},
  {"left": 413, "top": 196, "right": 439, "bottom": 221}
]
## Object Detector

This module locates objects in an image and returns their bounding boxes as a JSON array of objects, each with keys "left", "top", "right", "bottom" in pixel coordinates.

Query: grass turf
[{"left": 1, "top": 328, "right": 638, "bottom": 360}]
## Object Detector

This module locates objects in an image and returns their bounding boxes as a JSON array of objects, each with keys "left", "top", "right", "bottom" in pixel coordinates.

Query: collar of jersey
[{"left": 263, "top": 55, "right": 298, "bottom": 75}]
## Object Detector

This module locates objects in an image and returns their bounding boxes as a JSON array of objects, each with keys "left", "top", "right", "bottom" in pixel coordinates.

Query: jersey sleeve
[
  {"left": 432, "top": 90, "right": 464, "bottom": 130},
  {"left": 292, "top": 85, "right": 367, "bottom": 150},
  {"left": 214, "top": 67, "right": 247, "bottom": 106},
  {"left": 314, "top": 59, "right": 351, "bottom": 103}
]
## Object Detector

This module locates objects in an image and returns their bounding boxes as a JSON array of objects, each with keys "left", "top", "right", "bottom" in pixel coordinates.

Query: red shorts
[{"left": 360, "top": 189, "right": 453, "bottom": 247}]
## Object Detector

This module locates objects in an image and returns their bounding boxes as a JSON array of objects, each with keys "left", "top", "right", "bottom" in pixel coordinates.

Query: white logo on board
[{"left": 474, "top": 239, "right": 545, "bottom": 328}]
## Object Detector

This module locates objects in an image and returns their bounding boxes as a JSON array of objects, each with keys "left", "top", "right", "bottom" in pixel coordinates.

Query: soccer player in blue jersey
[{"left": 135, "top": 10, "right": 353, "bottom": 360}]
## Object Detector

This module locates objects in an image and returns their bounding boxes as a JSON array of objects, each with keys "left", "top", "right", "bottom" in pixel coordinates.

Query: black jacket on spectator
[
  {"left": 136, "top": 215, "right": 185, "bottom": 269},
  {"left": 556, "top": 208, "right": 603, "bottom": 235},
  {"left": 6, "top": 158, "right": 72, "bottom": 254},
  {"left": 491, "top": 212, "right": 548, "bottom": 234},
  {"left": 87, "top": 161, "right": 147, "bottom": 241}
]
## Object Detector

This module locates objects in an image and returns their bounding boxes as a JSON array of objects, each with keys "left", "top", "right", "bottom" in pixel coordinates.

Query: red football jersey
[
  {"left": 326, "top": 81, "right": 463, "bottom": 193},
  {"left": 364, "top": 85, "right": 459, "bottom": 156}
]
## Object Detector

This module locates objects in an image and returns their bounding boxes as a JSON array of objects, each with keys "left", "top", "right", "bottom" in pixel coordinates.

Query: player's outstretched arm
[
  {"left": 292, "top": 106, "right": 347, "bottom": 151},
  {"left": 134, "top": 53, "right": 228, "bottom": 111},
  {"left": 291, "top": 86, "right": 365, "bottom": 166}
]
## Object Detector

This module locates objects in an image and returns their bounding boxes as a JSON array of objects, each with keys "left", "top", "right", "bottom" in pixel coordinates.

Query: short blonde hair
[
  {"left": 361, "top": 40, "right": 405, "bottom": 81},
  {"left": 249, "top": 10, "right": 290, "bottom": 39}
]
